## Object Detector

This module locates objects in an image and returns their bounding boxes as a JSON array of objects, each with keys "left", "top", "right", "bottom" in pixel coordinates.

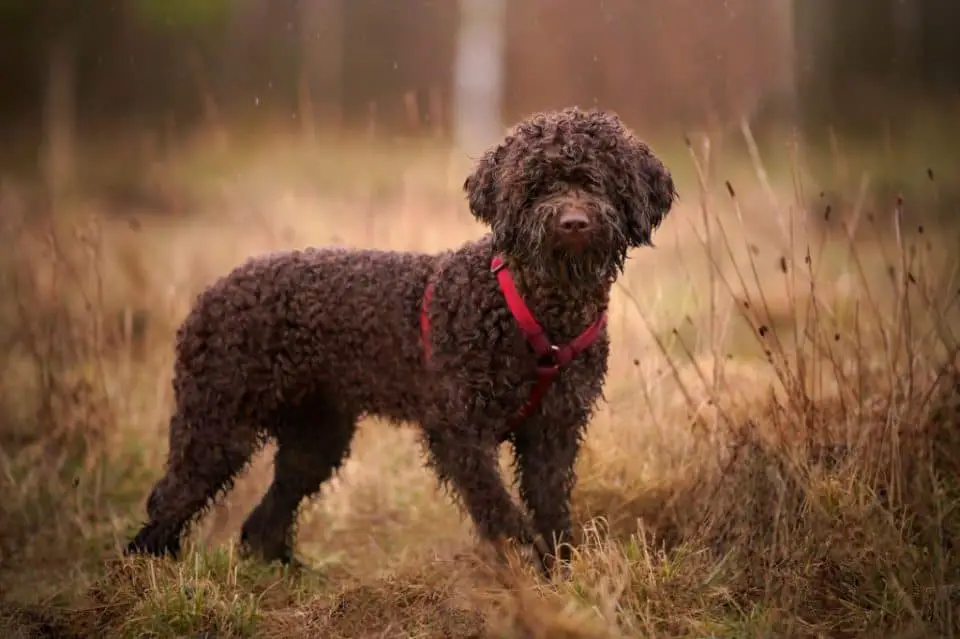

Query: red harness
[{"left": 420, "top": 254, "right": 608, "bottom": 426}]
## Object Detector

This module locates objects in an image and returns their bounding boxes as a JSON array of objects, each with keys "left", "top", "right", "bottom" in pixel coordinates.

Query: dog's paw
[
  {"left": 549, "top": 560, "right": 574, "bottom": 582},
  {"left": 126, "top": 520, "right": 181, "bottom": 559},
  {"left": 530, "top": 536, "right": 575, "bottom": 582}
]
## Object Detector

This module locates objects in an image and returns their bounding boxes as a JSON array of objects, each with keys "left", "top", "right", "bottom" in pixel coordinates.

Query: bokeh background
[
  {"left": 0, "top": 0, "right": 957, "bottom": 201},
  {"left": 1, "top": 2, "right": 960, "bottom": 638}
]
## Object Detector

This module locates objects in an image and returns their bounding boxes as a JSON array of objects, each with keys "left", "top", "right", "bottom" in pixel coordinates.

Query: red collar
[{"left": 421, "top": 254, "right": 608, "bottom": 424}]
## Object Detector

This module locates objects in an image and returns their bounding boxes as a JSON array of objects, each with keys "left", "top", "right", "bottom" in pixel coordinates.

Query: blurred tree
[
  {"left": 452, "top": 0, "right": 506, "bottom": 154},
  {"left": 132, "top": 0, "right": 234, "bottom": 145},
  {"left": 794, "top": 0, "right": 960, "bottom": 145},
  {"left": 0, "top": 0, "right": 89, "bottom": 200},
  {"left": 793, "top": 0, "right": 960, "bottom": 217},
  {"left": 342, "top": 0, "right": 455, "bottom": 138},
  {"left": 0, "top": 0, "right": 236, "bottom": 195},
  {"left": 297, "top": 0, "right": 344, "bottom": 140},
  {"left": 914, "top": 0, "right": 960, "bottom": 101}
]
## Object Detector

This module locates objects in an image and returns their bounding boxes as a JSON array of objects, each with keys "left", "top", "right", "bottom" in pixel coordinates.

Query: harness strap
[
  {"left": 420, "top": 281, "right": 435, "bottom": 363},
  {"left": 420, "top": 254, "right": 607, "bottom": 425}
]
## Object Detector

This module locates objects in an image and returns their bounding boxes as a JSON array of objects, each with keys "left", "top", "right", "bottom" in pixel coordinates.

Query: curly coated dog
[{"left": 126, "top": 106, "right": 677, "bottom": 574}]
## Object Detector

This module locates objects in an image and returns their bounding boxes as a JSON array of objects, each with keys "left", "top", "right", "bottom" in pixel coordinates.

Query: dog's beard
[{"left": 493, "top": 216, "right": 628, "bottom": 290}]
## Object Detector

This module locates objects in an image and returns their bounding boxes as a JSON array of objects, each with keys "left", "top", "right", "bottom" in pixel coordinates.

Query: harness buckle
[{"left": 535, "top": 344, "right": 562, "bottom": 375}]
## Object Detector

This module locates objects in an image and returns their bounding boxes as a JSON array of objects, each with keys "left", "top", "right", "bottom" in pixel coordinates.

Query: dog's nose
[{"left": 558, "top": 209, "right": 592, "bottom": 234}]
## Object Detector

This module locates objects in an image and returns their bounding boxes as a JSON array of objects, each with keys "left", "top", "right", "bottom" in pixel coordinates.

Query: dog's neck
[{"left": 505, "top": 258, "right": 612, "bottom": 342}]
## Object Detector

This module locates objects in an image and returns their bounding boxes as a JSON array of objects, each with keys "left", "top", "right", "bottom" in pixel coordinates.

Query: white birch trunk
[{"left": 452, "top": 0, "right": 506, "bottom": 157}]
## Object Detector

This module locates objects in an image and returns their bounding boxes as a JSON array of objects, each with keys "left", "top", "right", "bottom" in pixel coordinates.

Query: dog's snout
[{"left": 558, "top": 209, "right": 592, "bottom": 234}]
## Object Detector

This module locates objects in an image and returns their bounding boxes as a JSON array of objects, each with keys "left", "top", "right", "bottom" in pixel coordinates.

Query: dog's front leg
[
  {"left": 422, "top": 424, "right": 533, "bottom": 555},
  {"left": 513, "top": 419, "right": 585, "bottom": 576}
]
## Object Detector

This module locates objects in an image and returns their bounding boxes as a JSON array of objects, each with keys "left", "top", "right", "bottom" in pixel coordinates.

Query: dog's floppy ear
[
  {"left": 463, "top": 144, "right": 504, "bottom": 227},
  {"left": 623, "top": 143, "right": 677, "bottom": 247}
]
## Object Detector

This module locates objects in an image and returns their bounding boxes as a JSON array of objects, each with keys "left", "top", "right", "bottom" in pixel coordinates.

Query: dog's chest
[
  {"left": 540, "top": 361, "right": 605, "bottom": 415},
  {"left": 485, "top": 333, "right": 608, "bottom": 424}
]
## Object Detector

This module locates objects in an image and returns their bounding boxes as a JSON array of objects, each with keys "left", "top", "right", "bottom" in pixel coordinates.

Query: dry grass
[{"left": 1, "top": 131, "right": 959, "bottom": 638}]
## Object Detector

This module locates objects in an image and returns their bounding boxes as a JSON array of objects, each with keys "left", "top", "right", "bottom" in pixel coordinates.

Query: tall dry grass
[{"left": 0, "top": 131, "right": 958, "bottom": 638}]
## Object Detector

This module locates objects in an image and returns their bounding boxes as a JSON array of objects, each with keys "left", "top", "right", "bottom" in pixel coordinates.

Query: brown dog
[{"left": 126, "top": 106, "right": 677, "bottom": 574}]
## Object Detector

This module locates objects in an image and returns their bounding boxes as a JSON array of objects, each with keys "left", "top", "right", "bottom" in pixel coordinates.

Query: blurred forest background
[{"left": 0, "top": 0, "right": 958, "bottom": 213}]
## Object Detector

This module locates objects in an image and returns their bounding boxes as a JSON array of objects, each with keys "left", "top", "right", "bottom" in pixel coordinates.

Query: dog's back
[{"left": 175, "top": 246, "right": 438, "bottom": 424}]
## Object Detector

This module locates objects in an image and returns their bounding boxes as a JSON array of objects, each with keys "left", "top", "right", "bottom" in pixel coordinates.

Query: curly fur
[{"left": 126, "top": 107, "right": 677, "bottom": 573}]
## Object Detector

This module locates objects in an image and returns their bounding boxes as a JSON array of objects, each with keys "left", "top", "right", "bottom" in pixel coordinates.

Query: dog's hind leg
[
  {"left": 126, "top": 410, "right": 261, "bottom": 559},
  {"left": 239, "top": 396, "right": 357, "bottom": 564}
]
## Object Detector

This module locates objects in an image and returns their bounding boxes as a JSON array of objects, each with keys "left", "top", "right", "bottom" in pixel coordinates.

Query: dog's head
[{"left": 464, "top": 107, "right": 677, "bottom": 285}]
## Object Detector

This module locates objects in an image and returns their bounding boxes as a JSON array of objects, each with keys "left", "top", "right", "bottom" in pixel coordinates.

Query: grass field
[{"left": 1, "top": 129, "right": 959, "bottom": 638}]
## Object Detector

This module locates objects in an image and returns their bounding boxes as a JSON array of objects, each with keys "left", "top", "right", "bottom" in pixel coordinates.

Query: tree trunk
[
  {"left": 298, "top": 0, "right": 344, "bottom": 139},
  {"left": 794, "top": 0, "right": 960, "bottom": 144},
  {"left": 184, "top": 43, "right": 228, "bottom": 151},
  {"left": 793, "top": 0, "right": 960, "bottom": 225},
  {"left": 916, "top": 0, "right": 960, "bottom": 100},
  {"left": 452, "top": 0, "right": 506, "bottom": 157},
  {"left": 41, "top": 27, "right": 76, "bottom": 206},
  {"left": 793, "top": 0, "right": 906, "bottom": 146}
]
